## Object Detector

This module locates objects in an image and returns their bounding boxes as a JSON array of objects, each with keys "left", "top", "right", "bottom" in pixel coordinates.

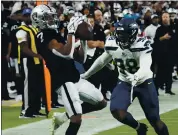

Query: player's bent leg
[
  {"left": 110, "top": 81, "right": 148, "bottom": 135},
  {"left": 52, "top": 82, "right": 82, "bottom": 135},
  {"left": 61, "top": 82, "right": 82, "bottom": 117},
  {"left": 76, "top": 78, "right": 107, "bottom": 113},
  {"left": 138, "top": 79, "right": 169, "bottom": 135}
]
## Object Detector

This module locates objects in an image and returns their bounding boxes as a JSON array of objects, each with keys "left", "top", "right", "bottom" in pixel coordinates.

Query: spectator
[
  {"left": 144, "top": 14, "right": 160, "bottom": 76},
  {"left": 154, "top": 12, "right": 176, "bottom": 95},
  {"left": 1, "top": 26, "right": 11, "bottom": 100},
  {"left": 83, "top": 10, "right": 118, "bottom": 100},
  {"left": 82, "top": 6, "right": 90, "bottom": 16},
  {"left": 16, "top": 8, "right": 45, "bottom": 118},
  {"left": 144, "top": 14, "right": 160, "bottom": 41}
]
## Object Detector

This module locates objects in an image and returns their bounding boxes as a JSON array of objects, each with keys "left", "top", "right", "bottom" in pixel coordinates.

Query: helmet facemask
[
  {"left": 115, "top": 27, "right": 138, "bottom": 49},
  {"left": 43, "top": 12, "right": 59, "bottom": 29}
]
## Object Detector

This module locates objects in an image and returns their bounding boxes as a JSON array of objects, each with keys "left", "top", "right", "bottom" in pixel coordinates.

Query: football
[{"left": 75, "top": 21, "right": 93, "bottom": 40}]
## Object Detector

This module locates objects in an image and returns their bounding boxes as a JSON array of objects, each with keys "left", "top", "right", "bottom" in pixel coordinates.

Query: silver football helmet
[
  {"left": 167, "top": 8, "right": 177, "bottom": 20},
  {"left": 63, "top": 6, "right": 75, "bottom": 16},
  {"left": 113, "top": 3, "right": 122, "bottom": 16},
  {"left": 103, "top": 12, "right": 111, "bottom": 22},
  {"left": 31, "top": 4, "right": 59, "bottom": 29}
]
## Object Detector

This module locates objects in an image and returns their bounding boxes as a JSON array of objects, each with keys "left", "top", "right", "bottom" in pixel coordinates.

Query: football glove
[{"left": 67, "top": 16, "right": 84, "bottom": 34}]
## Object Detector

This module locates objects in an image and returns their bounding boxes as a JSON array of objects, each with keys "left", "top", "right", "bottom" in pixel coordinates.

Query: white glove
[
  {"left": 67, "top": 16, "right": 84, "bottom": 34},
  {"left": 125, "top": 70, "right": 139, "bottom": 86}
]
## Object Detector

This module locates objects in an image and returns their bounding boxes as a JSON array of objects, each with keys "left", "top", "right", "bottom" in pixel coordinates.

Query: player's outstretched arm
[{"left": 81, "top": 52, "right": 113, "bottom": 79}]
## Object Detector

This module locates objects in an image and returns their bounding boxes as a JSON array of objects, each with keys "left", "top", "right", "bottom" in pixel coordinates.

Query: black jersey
[
  {"left": 36, "top": 29, "right": 80, "bottom": 87},
  {"left": 1, "top": 28, "right": 10, "bottom": 57},
  {"left": 9, "top": 28, "right": 20, "bottom": 58},
  {"left": 6, "top": 20, "right": 21, "bottom": 58}
]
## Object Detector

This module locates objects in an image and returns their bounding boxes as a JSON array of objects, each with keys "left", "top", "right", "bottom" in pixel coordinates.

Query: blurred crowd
[{"left": 1, "top": 1, "right": 178, "bottom": 117}]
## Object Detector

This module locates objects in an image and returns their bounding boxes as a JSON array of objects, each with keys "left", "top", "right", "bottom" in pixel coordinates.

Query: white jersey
[{"left": 105, "top": 36, "right": 153, "bottom": 84}]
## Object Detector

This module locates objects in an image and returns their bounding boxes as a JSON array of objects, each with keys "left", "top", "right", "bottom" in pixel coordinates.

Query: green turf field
[
  {"left": 96, "top": 109, "right": 178, "bottom": 135},
  {"left": 1, "top": 106, "right": 65, "bottom": 130},
  {"left": 2, "top": 106, "right": 178, "bottom": 135}
]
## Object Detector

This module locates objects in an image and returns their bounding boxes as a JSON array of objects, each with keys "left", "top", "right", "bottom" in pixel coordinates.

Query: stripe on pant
[
  {"left": 63, "top": 84, "right": 77, "bottom": 115},
  {"left": 23, "top": 58, "right": 29, "bottom": 112}
]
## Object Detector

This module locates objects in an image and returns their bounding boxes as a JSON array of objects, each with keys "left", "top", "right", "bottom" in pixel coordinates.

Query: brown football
[{"left": 75, "top": 22, "right": 93, "bottom": 40}]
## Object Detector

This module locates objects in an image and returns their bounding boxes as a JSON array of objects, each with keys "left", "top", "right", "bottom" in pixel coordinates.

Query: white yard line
[{"left": 2, "top": 83, "right": 178, "bottom": 135}]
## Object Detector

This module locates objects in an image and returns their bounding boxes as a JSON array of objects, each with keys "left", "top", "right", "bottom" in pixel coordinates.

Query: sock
[
  {"left": 65, "top": 122, "right": 81, "bottom": 135},
  {"left": 120, "top": 112, "right": 139, "bottom": 129},
  {"left": 155, "top": 123, "right": 169, "bottom": 135}
]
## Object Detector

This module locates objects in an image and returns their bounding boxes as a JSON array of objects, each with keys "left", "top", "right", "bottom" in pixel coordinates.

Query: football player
[
  {"left": 81, "top": 18, "right": 169, "bottom": 135},
  {"left": 31, "top": 5, "right": 107, "bottom": 135}
]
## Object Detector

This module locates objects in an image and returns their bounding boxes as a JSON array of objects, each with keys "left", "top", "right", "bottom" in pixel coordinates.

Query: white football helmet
[
  {"left": 113, "top": 3, "right": 122, "bottom": 16},
  {"left": 63, "top": 6, "right": 75, "bottom": 16},
  {"left": 123, "top": 9, "right": 133, "bottom": 16},
  {"left": 103, "top": 12, "right": 111, "bottom": 22},
  {"left": 31, "top": 4, "right": 59, "bottom": 29},
  {"left": 167, "top": 8, "right": 177, "bottom": 20},
  {"left": 72, "top": 2, "right": 83, "bottom": 11}
]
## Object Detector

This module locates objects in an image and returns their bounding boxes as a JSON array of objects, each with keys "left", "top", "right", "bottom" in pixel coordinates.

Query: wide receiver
[
  {"left": 31, "top": 5, "right": 106, "bottom": 135},
  {"left": 81, "top": 18, "right": 169, "bottom": 135}
]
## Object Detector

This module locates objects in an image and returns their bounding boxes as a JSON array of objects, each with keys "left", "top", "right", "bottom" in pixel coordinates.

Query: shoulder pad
[
  {"left": 130, "top": 37, "right": 152, "bottom": 52},
  {"left": 104, "top": 36, "right": 118, "bottom": 53}
]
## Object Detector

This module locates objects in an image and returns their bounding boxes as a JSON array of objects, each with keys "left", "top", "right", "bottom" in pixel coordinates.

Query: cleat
[
  {"left": 51, "top": 112, "right": 68, "bottom": 135},
  {"left": 33, "top": 112, "right": 46, "bottom": 117},
  {"left": 165, "top": 91, "right": 176, "bottom": 95},
  {"left": 19, "top": 113, "right": 36, "bottom": 118},
  {"left": 137, "top": 123, "right": 148, "bottom": 135}
]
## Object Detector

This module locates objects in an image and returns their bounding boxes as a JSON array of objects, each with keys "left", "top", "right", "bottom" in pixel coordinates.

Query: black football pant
[
  {"left": 1, "top": 57, "right": 10, "bottom": 100},
  {"left": 154, "top": 59, "right": 174, "bottom": 93},
  {"left": 22, "top": 58, "right": 45, "bottom": 115}
]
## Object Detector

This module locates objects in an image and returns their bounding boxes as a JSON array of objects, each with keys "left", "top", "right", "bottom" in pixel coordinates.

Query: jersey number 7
[{"left": 37, "top": 32, "right": 44, "bottom": 43}]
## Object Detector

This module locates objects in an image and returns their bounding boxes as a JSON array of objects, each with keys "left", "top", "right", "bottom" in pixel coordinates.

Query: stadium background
[{"left": 1, "top": 1, "right": 178, "bottom": 135}]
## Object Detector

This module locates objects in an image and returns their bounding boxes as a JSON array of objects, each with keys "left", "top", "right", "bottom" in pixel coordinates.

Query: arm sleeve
[
  {"left": 84, "top": 52, "right": 113, "bottom": 78},
  {"left": 16, "top": 30, "right": 27, "bottom": 43}
]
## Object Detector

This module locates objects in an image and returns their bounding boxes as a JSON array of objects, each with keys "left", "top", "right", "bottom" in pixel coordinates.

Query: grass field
[
  {"left": 1, "top": 106, "right": 65, "bottom": 130},
  {"left": 96, "top": 109, "right": 178, "bottom": 135},
  {"left": 2, "top": 106, "right": 178, "bottom": 135}
]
